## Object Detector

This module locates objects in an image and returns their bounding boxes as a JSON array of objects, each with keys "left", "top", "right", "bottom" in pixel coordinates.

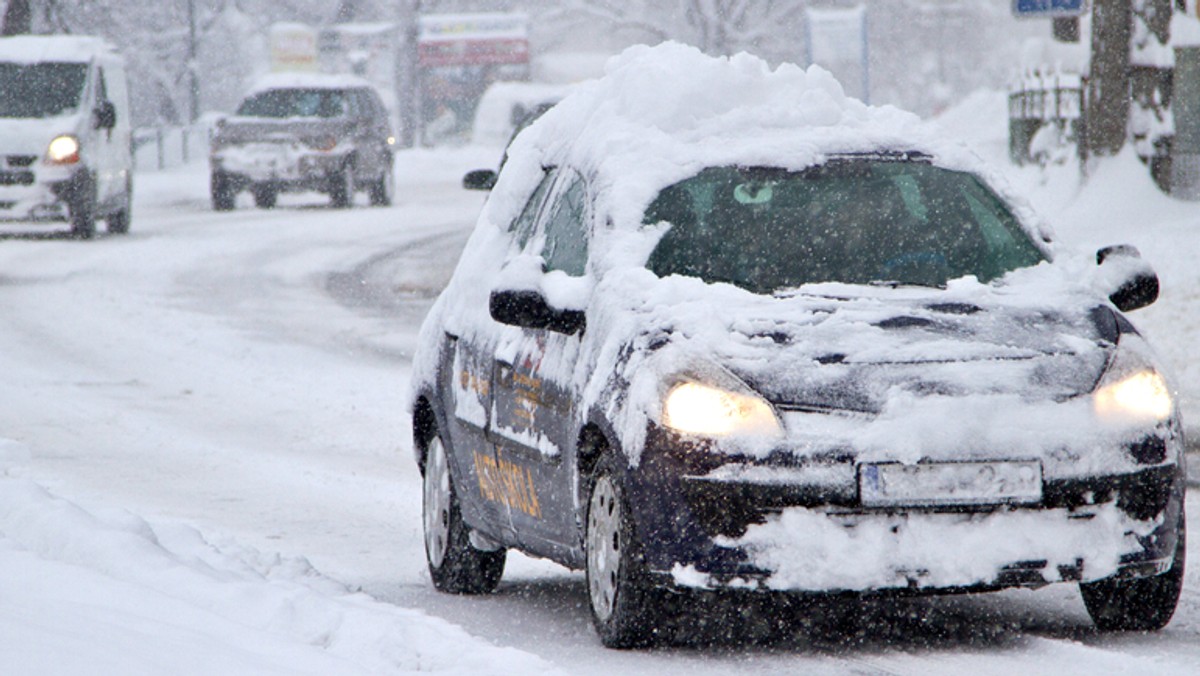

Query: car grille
[
  {"left": 0, "top": 170, "right": 33, "bottom": 186},
  {"left": 5, "top": 155, "right": 35, "bottom": 168}
]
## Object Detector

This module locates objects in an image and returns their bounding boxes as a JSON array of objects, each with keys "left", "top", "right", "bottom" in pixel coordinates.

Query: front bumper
[
  {"left": 0, "top": 159, "right": 82, "bottom": 222},
  {"left": 212, "top": 142, "right": 345, "bottom": 191},
  {"left": 625, "top": 425, "right": 1184, "bottom": 595}
]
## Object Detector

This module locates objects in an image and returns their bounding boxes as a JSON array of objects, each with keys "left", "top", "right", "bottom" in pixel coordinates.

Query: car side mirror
[
  {"left": 462, "top": 169, "right": 497, "bottom": 191},
  {"left": 93, "top": 100, "right": 116, "bottom": 130},
  {"left": 1097, "top": 244, "right": 1159, "bottom": 312},
  {"left": 489, "top": 288, "right": 585, "bottom": 335}
]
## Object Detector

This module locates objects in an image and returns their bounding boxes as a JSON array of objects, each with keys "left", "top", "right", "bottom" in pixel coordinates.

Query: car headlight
[
  {"left": 46, "top": 135, "right": 80, "bottom": 164},
  {"left": 662, "top": 381, "right": 782, "bottom": 438},
  {"left": 1094, "top": 369, "right": 1172, "bottom": 422},
  {"left": 305, "top": 136, "right": 338, "bottom": 152}
]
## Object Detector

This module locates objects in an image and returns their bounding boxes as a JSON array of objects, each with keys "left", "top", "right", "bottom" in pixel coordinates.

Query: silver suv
[{"left": 210, "top": 74, "right": 394, "bottom": 210}]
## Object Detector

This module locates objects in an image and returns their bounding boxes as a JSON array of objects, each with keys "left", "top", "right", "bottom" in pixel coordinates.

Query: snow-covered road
[{"left": 2, "top": 139, "right": 1200, "bottom": 674}]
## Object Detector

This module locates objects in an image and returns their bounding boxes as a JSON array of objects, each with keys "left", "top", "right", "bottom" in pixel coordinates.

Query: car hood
[
  {"left": 627, "top": 281, "right": 1115, "bottom": 415},
  {"left": 217, "top": 116, "right": 352, "bottom": 143},
  {"left": 0, "top": 113, "right": 85, "bottom": 154}
]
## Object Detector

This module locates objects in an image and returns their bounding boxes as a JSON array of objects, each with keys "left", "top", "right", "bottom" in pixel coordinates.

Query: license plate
[{"left": 859, "top": 460, "right": 1043, "bottom": 507}]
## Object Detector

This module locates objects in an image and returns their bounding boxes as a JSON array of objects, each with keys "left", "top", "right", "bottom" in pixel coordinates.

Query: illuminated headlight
[
  {"left": 662, "top": 382, "right": 782, "bottom": 438},
  {"left": 1093, "top": 369, "right": 1173, "bottom": 422},
  {"left": 46, "top": 135, "right": 80, "bottom": 164}
]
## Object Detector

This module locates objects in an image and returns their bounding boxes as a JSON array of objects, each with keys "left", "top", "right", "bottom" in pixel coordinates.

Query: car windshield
[
  {"left": 236, "top": 89, "right": 346, "bottom": 118},
  {"left": 645, "top": 159, "right": 1046, "bottom": 293},
  {"left": 0, "top": 62, "right": 88, "bottom": 118}
]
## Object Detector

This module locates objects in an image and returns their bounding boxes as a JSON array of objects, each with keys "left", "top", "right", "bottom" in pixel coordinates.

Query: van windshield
[{"left": 0, "top": 62, "right": 88, "bottom": 118}]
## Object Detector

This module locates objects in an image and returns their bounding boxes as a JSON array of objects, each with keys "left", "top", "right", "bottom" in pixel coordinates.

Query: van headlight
[
  {"left": 46, "top": 135, "right": 80, "bottom": 164},
  {"left": 1093, "top": 346, "right": 1173, "bottom": 423},
  {"left": 662, "top": 381, "right": 782, "bottom": 438}
]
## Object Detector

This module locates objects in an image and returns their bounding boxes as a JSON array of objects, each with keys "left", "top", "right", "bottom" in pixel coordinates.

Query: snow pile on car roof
[
  {"left": 493, "top": 41, "right": 933, "bottom": 231},
  {"left": 0, "top": 35, "right": 119, "bottom": 64},
  {"left": 245, "top": 72, "right": 376, "bottom": 95}
]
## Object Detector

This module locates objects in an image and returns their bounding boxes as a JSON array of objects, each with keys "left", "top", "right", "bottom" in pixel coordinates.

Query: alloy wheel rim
[
  {"left": 587, "top": 476, "right": 621, "bottom": 622},
  {"left": 423, "top": 437, "right": 451, "bottom": 568}
]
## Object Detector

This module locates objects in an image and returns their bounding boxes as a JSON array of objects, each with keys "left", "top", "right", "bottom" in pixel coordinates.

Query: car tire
[
  {"left": 329, "top": 164, "right": 354, "bottom": 209},
  {"left": 106, "top": 177, "right": 132, "bottom": 234},
  {"left": 69, "top": 173, "right": 97, "bottom": 239},
  {"left": 586, "top": 452, "right": 664, "bottom": 648},
  {"left": 422, "top": 428, "right": 506, "bottom": 594},
  {"left": 1080, "top": 512, "right": 1185, "bottom": 631},
  {"left": 211, "top": 171, "right": 235, "bottom": 211},
  {"left": 367, "top": 165, "right": 393, "bottom": 207},
  {"left": 252, "top": 184, "right": 277, "bottom": 209}
]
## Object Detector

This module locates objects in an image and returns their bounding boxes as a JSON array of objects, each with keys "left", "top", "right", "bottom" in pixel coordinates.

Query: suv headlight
[
  {"left": 1093, "top": 347, "right": 1173, "bottom": 423},
  {"left": 46, "top": 135, "right": 80, "bottom": 164},
  {"left": 663, "top": 381, "right": 782, "bottom": 438}
]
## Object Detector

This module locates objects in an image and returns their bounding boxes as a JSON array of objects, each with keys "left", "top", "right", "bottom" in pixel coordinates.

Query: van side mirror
[
  {"left": 462, "top": 169, "right": 497, "bottom": 191},
  {"left": 1097, "top": 244, "right": 1158, "bottom": 312},
  {"left": 94, "top": 100, "right": 116, "bottom": 130}
]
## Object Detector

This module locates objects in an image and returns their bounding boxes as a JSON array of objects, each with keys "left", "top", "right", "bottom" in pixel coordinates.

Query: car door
[
  {"left": 439, "top": 168, "right": 559, "bottom": 544},
  {"left": 488, "top": 169, "right": 589, "bottom": 559}
]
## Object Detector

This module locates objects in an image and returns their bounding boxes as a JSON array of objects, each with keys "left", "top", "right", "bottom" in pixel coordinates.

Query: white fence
[{"left": 133, "top": 126, "right": 209, "bottom": 171}]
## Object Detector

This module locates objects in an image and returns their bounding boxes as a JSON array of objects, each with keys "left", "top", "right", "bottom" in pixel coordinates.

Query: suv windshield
[
  {"left": 0, "top": 62, "right": 88, "bottom": 118},
  {"left": 645, "top": 160, "right": 1046, "bottom": 293},
  {"left": 236, "top": 89, "right": 346, "bottom": 118}
]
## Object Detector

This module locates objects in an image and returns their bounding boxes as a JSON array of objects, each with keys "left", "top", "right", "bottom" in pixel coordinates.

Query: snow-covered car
[
  {"left": 410, "top": 43, "right": 1185, "bottom": 648},
  {"left": 0, "top": 35, "right": 133, "bottom": 238},
  {"left": 209, "top": 73, "right": 395, "bottom": 210}
]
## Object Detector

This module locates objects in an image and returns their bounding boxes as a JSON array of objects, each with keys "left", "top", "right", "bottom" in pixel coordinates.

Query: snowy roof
[
  {"left": 488, "top": 42, "right": 1003, "bottom": 240},
  {"left": 0, "top": 35, "right": 119, "bottom": 64},
  {"left": 244, "top": 72, "right": 376, "bottom": 96}
]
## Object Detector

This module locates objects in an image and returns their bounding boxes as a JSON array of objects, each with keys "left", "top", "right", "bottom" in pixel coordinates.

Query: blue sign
[{"left": 1012, "top": 0, "right": 1087, "bottom": 17}]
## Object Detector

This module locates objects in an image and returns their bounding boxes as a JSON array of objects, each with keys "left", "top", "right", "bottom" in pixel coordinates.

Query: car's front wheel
[
  {"left": 586, "top": 454, "right": 663, "bottom": 648},
  {"left": 329, "top": 163, "right": 354, "bottom": 209},
  {"left": 367, "top": 165, "right": 393, "bottom": 207},
  {"left": 69, "top": 172, "right": 97, "bottom": 239},
  {"left": 1080, "top": 512, "right": 1185, "bottom": 631},
  {"left": 422, "top": 430, "right": 505, "bottom": 594}
]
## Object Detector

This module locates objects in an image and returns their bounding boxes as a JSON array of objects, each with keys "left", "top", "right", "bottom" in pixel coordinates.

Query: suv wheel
[
  {"left": 252, "top": 184, "right": 277, "bottom": 209},
  {"left": 211, "top": 171, "right": 236, "bottom": 211}
]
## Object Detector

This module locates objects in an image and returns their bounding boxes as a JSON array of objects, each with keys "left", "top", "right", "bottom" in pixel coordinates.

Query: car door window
[
  {"left": 538, "top": 172, "right": 588, "bottom": 277},
  {"left": 511, "top": 168, "right": 557, "bottom": 250}
]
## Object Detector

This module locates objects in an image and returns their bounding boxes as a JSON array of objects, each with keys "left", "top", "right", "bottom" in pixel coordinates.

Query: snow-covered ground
[{"left": 2, "top": 87, "right": 1200, "bottom": 674}]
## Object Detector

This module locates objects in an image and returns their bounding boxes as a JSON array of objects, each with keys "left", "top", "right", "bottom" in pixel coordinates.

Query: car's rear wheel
[
  {"left": 586, "top": 453, "right": 663, "bottom": 648},
  {"left": 106, "top": 176, "right": 132, "bottom": 234},
  {"left": 211, "top": 171, "right": 235, "bottom": 211},
  {"left": 252, "top": 184, "right": 277, "bottom": 209},
  {"left": 368, "top": 165, "right": 393, "bottom": 207},
  {"left": 1080, "top": 512, "right": 1185, "bottom": 631},
  {"left": 69, "top": 173, "right": 97, "bottom": 239},
  {"left": 329, "top": 164, "right": 354, "bottom": 208},
  {"left": 422, "top": 430, "right": 505, "bottom": 594}
]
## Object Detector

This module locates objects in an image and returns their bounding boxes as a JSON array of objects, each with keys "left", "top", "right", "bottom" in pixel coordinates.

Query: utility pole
[
  {"left": 396, "top": 0, "right": 421, "bottom": 148},
  {"left": 187, "top": 0, "right": 199, "bottom": 124},
  {"left": 1085, "top": 0, "right": 1132, "bottom": 157}
]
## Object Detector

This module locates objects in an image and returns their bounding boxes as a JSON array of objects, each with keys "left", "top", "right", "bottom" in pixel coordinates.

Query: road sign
[{"left": 1012, "top": 0, "right": 1088, "bottom": 18}]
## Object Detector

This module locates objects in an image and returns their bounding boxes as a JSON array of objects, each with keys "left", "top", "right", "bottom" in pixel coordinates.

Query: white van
[{"left": 0, "top": 36, "right": 133, "bottom": 238}]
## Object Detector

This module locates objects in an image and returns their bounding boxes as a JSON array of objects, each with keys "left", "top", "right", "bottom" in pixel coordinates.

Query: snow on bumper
[
  {"left": 0, "top": 164, "right": 77, "bottom": 221},
  {"left": 671, "top": 500, "right": 1161, "bottom": 593},
  {"left": 212, "top": 142, "right": 342, "bottom": 183}
]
